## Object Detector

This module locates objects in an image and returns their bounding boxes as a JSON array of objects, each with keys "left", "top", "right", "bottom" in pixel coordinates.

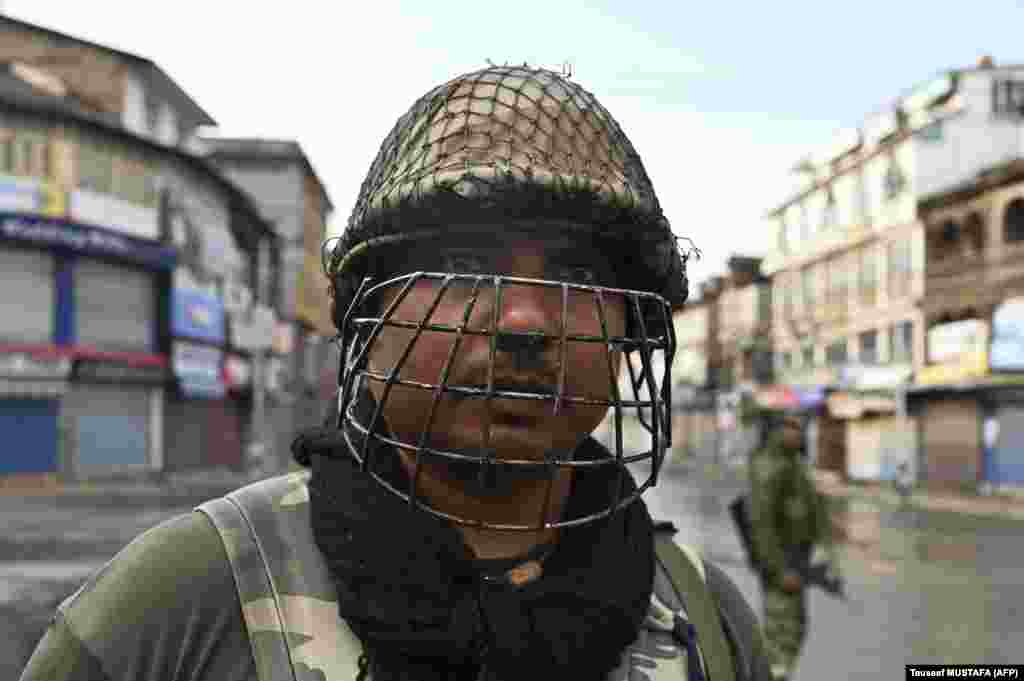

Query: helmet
[{"left": 318, "top": 65, "right": 696, "bottom": 530}]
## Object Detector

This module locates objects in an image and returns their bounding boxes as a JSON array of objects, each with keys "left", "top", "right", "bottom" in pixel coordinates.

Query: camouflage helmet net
[{"left": 323, "top": 64, "right": 697, "bottom": 321}]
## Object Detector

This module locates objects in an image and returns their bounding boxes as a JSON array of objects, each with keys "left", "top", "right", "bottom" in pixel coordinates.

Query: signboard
[
  {"left": 991, "top": 297, "right": 1024, "bottom": 371},
  {"left": 272, "top": 322, "right": 296, "bottom": 355},
  {"left": 173, "top": 342, "right": 225, "bottom": 399},
  {"left": 73, "top": 357, "right": 169, "bottom": 385},
  {"left": 839, "top": 363, "right": 913, "bottom": 390},
  {"left": 928, "top": 319, "right": 987, "bottom": 364},
  {"left": 171, "top": 285, "right": 226, "bottom": 344},
  {"left": 919, "top": 319, "right": 988, "bottom": 386},
  {"left": 827, "top": 391, "right": 899, "bottom": 419},
  {"left": 916, "top": 351, "right": 988, "bottom": 386},
  {"left": 0, "top": 175, "right": 65, "bottom": 217},
  {"left": 224, "top": 354, "right": 252, "bottom": 391},
  {"left": 0, "top": 352, "right": 72, "bottom": 380},
  {"left": 0, "top": 213, "right": 175, "bottom": 269},
  {"left": 230, "top": 305, "right": 275, "bottom": 351},
  {"left": 69, "top": 189, "right": 159, "bottom": 241}
]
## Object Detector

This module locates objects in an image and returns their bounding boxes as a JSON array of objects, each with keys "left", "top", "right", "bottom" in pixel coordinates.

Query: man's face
[{"left": 360, "top": 231, "right": 630, "bottom": 487}]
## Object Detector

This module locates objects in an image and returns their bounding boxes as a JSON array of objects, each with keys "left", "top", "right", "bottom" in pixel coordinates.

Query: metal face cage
[{"left": 335, "top": 269, "right": 676, "bottom": 532}]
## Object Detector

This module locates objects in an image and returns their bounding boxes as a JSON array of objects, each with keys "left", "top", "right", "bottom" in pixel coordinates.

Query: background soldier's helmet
[{"left": 318, "top": 65, "right": 698, "bottom": 529}]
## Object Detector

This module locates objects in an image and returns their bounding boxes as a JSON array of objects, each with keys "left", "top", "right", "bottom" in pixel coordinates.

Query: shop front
[
  {"left": 1, "top": 211, "right": 175, "bottom": 481},
  {"left": 909, "top": 319, "right": 989, "bottom": 490},
  {"left": 983, "top": 298, "right": 1024, "bottom": 489},
  {"left": 831, "top": 364, "right": 915, "bottom": 483},
  {"left": 0, "top": 350, "right": 71, "bottom": 476},
  {"left": 64, "top": 355, "right": 167, "bottom": 478},
  {"left": 163, "top": 269, "right": 242, "bottom": 471}
]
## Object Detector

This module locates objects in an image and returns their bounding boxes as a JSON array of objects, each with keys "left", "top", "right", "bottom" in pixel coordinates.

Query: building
[
  {"left": 671, "top": 283, "right": 717, "bottom": 461},
  {"left": 761, "top": 56, "right": 1024, "bottom": 488},
  {"left": 0, "top": 14, "right": 215, "bottom": 151},
  {"left": 668, "top": 257, "right": 774, "bottom": 464},
  {"left": 710, "top": 256, "right": 773, "bottom": 462},
  {"left": 0, "top": 16, "right": 279, "bottom": 483},
  {"left": 910, "top": 159, "right": 1024, "bottom": 491},
  {"left": 200, "top": 138, "right": 335, "bottom": 469}
]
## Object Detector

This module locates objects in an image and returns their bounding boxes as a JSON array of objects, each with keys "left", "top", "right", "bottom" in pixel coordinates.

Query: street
[
  {"left": 3, "top": 466, "right": 1023, "bottom": 679},
  {"left": 640, "top": 463, "right": 1024, "bottom": 678}
]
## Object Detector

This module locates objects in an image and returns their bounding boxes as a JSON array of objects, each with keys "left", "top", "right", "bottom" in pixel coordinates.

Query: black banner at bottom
[{"left": 907, "top": 666, "right": 1024, "bottom": 679}]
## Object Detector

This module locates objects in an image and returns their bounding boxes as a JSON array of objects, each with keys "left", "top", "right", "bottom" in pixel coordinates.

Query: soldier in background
[{"left": 748, "top": 412, "right": 837, "bottom": 681}]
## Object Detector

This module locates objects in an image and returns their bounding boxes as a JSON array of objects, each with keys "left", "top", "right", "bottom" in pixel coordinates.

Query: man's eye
[
  {"left": 442, "top": 254, "right": 485, "bottom": 274},
  {"left": 556, "top": 265, "right": 599, "bottom": 284}
]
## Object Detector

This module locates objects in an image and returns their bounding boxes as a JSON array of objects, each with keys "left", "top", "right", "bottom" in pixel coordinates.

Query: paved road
[
  {"left": 637, "top": 463, "right": 1024, "bottom": 679},
  {"left": 4, "top": 466, "right": 1023, "bottom": 679}
]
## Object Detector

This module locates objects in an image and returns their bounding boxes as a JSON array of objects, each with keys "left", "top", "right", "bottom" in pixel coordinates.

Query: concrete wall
[{"left": 211, "top": 161, "right": 304, "bottom": 317}]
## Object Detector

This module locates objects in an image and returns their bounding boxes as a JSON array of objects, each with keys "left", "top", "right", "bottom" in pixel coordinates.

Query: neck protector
[{"left": 304, "top": 435, "right": 655, "bottom": 681}]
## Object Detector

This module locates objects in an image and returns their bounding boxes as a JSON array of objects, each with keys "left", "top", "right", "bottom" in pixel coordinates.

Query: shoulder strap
[
  {"left": 654, "top": 533, "right": 737, "bottom": 681},
  {"left": 197, "top": 494, "right": 297, "bottom": 681}
]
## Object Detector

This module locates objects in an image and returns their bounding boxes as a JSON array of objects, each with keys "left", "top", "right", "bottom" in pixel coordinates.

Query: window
[
  {"left": 888, "top": 239, "right": 912, "bottom": 298},
  {"left": 859, "top": 330, "right": 878, "bottom": 364},
  {"left": 920, "top": 120, "right": 943, "bottom": 142},
  {"left": 825, "top": 340, "right": 848, "bottom": 366},
  {"left": 778, "top": 279, "right": 792, "bottom": 319},
  {"left": 883, "top": 161, "right": 906, "bottom": 201},
  {"left": 1004, "top": 198, "right": 1024, "bottom": 243},
  {"left": 799, "top": 202, "right": 811, "bottom": 242},
  {"left": 964, "top": 212, "right": 985, "bottom": 253},
  {"left": 992, "top": 79, "right": 1024, "bottom": 117},
  {"left": 859, "top": 248, "right": 878, "bottom": 305},
  {"left": 5, "top": 129, "right": 48, "bottom": 178},
  {"left": 801, "top": 266, "right": 816, "bottom": 310},
  {"left": 821, "top": 189, "right": 837, "bottom": 230},
  {"left": 0, "top": 135, "right": 12, "bottom": 174},
  {"left": 786, "top": 219, "right": 801, "bottom": 253},
  {"left": 113, "top": 153, "right": 158, "bottom": 207},
  {"left": 802, "top": 345, "right": 815, "bottom": 369},
  {"left": 826, "top": 257, "right": 847, "bottom": 306},
  {"left": 854, "top": 170, "right": 869, "bottom": 223},
  {"left": 77, "top": 139, "right": 113, "bottom": 194},
  {"left": 890, "top": 321, "right": 914, "bottom": 363}
]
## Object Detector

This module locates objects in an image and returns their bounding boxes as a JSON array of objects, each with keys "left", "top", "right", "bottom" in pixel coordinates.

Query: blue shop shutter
[{"left": 0, "top": 399, "right": 59, "bottom": 474}]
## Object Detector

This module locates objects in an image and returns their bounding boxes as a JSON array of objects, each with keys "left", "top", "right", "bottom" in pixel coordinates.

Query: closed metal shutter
[
  {"left": 0, "top": 399, "right": 59, "bottom": 474},
  {"left": 923, "top": 399, "right": 979, "bottom": 488},
  {"left": 991, "top": 406, "right": 1024, "bottom": 485},
  {"left": 0, "top": 248, "right": 54, "bottom": 344},
  {"left": 64, "top": 385, "right": 150, "bottom": 474},
  {"left": 846, "top": 419, "right": 884, "bottom": 482},
  {"left": 74, "top": 259, "right": 154, "bottom": 351}
]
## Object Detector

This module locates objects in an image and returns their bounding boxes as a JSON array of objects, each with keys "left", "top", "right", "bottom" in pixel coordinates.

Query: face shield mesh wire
[{"left": 336, "top": 270, "right": 674, "bottom": 531}]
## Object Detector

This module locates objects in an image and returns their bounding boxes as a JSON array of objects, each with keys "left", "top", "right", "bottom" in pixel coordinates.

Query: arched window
[
  {"left": 1004, "top": 199, "right": 1024, "bottom": 243},
  {"left": 940, "top": 219, "right": 960, "bottom": 244},
  {"left": 964, "top": 212, "right": 985, "bottom": 253},
  {"left": 883, "top": 161, "right": 907, "bottom": 200}
]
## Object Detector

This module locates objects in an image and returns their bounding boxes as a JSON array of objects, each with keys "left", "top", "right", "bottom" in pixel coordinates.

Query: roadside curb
[{"left": 817, "top": 480, "right": 1024, "bottom": 521}]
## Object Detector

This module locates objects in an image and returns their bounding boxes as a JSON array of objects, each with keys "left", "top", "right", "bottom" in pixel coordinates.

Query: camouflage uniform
[{"left": 748, "top": 430, "right": 833, "bottom": 681}]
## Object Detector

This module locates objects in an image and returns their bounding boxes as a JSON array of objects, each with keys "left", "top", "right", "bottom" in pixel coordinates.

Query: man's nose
[{"left": 489, "top": 283, "right": 561, "bottom": 359}]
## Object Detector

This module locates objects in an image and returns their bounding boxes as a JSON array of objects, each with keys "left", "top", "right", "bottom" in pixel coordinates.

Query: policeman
[
  {"left": 748, "top": 412, "right": 836, "bottom": 681},
  {"left": 22, "top": 65, "right": 771, "bottom": 681}
]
